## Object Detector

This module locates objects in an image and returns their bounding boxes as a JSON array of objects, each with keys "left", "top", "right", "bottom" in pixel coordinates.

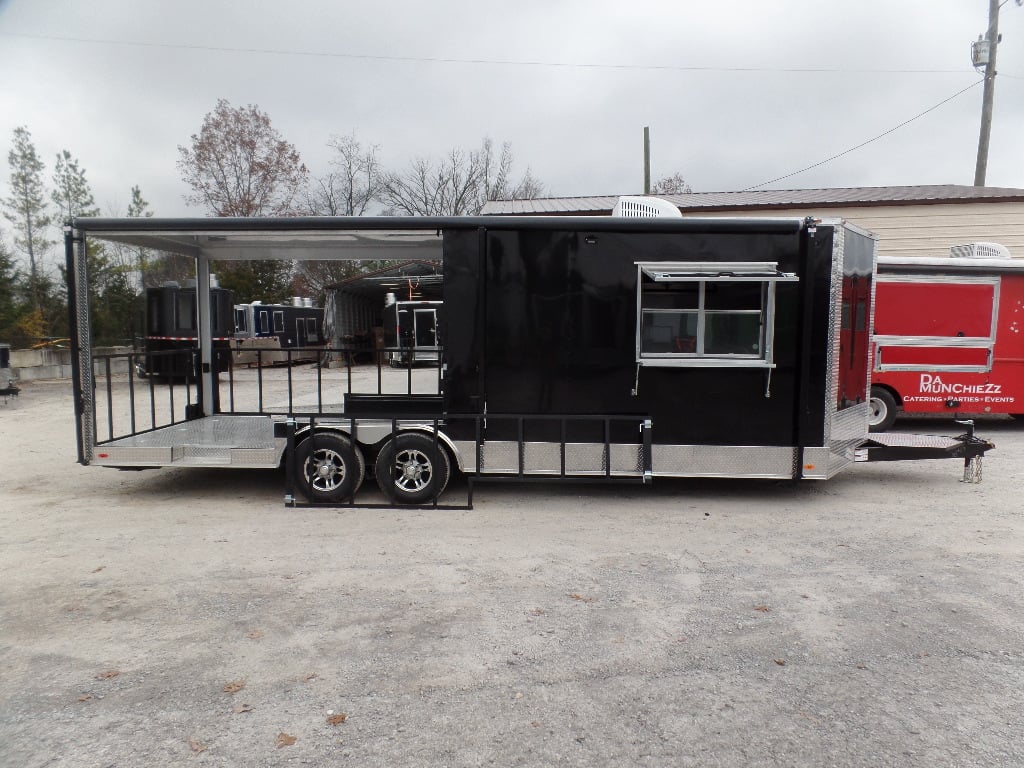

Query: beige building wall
[{"left": 695, "top": 202, "right": 1024, "bottom": 259}]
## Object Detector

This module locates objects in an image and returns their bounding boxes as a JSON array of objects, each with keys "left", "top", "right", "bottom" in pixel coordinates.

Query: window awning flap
[{"left": 637, "top": 261, "right": 797, "bottom": 281}]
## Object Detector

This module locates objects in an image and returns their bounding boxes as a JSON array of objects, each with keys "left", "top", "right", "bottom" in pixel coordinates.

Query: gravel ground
[{"left": 1, "top": 375, "right": 1022, "bottom": 767}]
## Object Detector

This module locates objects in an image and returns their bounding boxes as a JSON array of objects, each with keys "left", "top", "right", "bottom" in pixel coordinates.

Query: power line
[
  {"left": 0, "top": 30, "right": 978, "bottom": 75},
  {"left": 742, "top": 79, "right": 985, "bottom": 191}
]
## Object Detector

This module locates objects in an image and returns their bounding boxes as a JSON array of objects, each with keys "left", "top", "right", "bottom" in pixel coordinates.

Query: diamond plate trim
[
  {"left": 91, "top": 416, "right": 283, "bottom": 468},
  {"left": 473, "top": 441, "right": 643, "bottom": 476},
  {"left": 652, "top": 445, "right": 796, "bottom": 478},
  {"left": 823, "top": 227, "right": 845, "bottom": 444},
  {"left": 801, "top": 447, "right": 834, "bottom": 479},
  {"left": 75, "top": 233, "right": 95, "bottom": 464},
  {"left": 92, "top": 446, "right": 173, "bottom": 465},
  {"left": 457, "top": 441, "right": 795, "bottom": 479}
]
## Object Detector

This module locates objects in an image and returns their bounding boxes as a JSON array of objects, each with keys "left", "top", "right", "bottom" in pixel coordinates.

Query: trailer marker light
[
  {"left": 97, "top": 453, "right": 109, "bottom": 458},
  {"left": 804, "top": 464, "right": 815, "bottom": 470}
]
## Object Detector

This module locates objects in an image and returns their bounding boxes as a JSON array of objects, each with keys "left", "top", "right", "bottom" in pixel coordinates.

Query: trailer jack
[{"left": 854, "top": 420, "right": 994, "bottom": 483}]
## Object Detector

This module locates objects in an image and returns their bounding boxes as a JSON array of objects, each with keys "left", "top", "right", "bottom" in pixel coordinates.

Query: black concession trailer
[
  {"left": 234, "top": 300, "right": 325, "bottom": 349},
  {"left": 142, "top": 281, "right": 234, "bottom": 378},
  {"left": 64, "top": 208, "right": 992, "bottom": 507},
  {"left": 233, "top": 299, "right": 326, "bottom": 366},
  {"left": 385, "top": 299, "right": 442, "bottom": 367}
]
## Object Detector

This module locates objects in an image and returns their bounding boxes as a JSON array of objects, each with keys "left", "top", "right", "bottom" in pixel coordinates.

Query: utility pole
[
  {"left": 974, "top": 0, "right": 1001, "bottom": 186},
  {"left": 643, "top": 127, "right": 651, "bottom": 194}
]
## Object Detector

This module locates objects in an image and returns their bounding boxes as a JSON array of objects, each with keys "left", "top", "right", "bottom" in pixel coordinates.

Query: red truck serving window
[
  {"left": 873, "top": 277, "right": 997, "bottom": 374},
  {"left": 870, "top": 263, "right": 1024, "bottom": 429}
]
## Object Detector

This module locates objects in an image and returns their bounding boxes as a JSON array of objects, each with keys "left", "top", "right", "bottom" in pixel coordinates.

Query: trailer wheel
[
  {"left": 374, "top": 432, "right": 451, "bottom": 504},
  {"left": 868, "top": 386, "right": 898, "bottom": 432},
  {"left": 295, "top": 432, "right": 365, "bottom": 503}
]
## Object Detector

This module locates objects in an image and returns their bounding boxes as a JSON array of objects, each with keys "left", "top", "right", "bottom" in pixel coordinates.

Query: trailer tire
[
  {"left": 868, "top": 386, "right": 898, "bottom": 432},
  {"left": 374, "top": 432, "right": 451, "bottom": 504},
  {"left": 294, "top": 432, "right": 365, "bottom": 503}
]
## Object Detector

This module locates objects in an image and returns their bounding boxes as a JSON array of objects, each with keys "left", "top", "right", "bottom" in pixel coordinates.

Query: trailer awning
[
  {"left": 637, "top": 262, "right": 798, "bottom": 281},
  {"left": 69, "top": 215, "right": 808, "bottom": 262},
  {"left": 72, "top": 228, "right": 445, "bottom": 262}
]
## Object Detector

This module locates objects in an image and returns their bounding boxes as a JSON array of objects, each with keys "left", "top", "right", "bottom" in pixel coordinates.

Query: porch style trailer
[{"left": 64, "top": 211, "right": 992, "bottom": 506}]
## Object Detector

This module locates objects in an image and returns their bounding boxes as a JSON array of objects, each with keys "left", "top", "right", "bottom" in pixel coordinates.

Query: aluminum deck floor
[{"left": 103, "top": 415, "right": 277, "bottom": 449}]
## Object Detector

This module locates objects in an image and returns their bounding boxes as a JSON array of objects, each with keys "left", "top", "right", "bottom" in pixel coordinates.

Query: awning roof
[{"left": 70, "top": 215, "right": 808, "bottom": 261}]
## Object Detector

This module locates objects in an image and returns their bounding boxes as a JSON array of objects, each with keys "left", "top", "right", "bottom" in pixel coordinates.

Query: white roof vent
[
  {"left": 950, "top": 242, "right": 1011, "bottom": 259},
  {"left": 612, "top": 196, "right": 683, "bottom": 218}
]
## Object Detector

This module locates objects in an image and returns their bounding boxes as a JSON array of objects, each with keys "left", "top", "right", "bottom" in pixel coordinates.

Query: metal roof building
[
  {"left": 326, "top": 260, "right": 442, "bottom": 346},
  {"left": 482, "top": 185, "right": 1024, "bottom": 258}
]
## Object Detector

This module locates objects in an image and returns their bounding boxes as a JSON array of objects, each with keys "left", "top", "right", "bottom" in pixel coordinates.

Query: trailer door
[{"left": 413, "top": 308, "right": 437, "bottom": 348}]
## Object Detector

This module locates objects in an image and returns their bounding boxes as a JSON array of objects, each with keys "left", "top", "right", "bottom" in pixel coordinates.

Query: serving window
[{"left": 636, "top": 261, "right": 797, "bottom": 368}]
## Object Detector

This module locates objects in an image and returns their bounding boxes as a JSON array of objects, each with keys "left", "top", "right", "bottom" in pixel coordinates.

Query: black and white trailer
[
  {"left": 233, "top": 299, "right": 325, "bottom": 366},
  {"left": 64, "top": 209, "right": 992, "bottom": 506},
  {"left": 234, "top": 299, "right": 324, "bottom": 348},
  {"left": 384, "top": 298, "right": 442, "bottom": 367}
]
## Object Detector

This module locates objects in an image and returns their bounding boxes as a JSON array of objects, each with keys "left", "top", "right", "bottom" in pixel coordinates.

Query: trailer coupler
[{"left": 854, "top": 420, "right": 994, "bottom": 483}]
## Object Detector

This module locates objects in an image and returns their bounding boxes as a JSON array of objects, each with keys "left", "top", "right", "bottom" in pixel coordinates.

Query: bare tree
[
  {"left": 305, "top": 133, "right": 382, "bottom": 216},
  {"left": 177, "top": 98, "right": 309, "bottom": 217},
  {"left": 380, "top": 138, "right": 543, "bottom": 216},
  {"left": 650, "top": 172, "right": 692, "bottom": 195},
  {"left": 298, "top": 133, "right": 386, "bottom": 297},
  {"left": 478, "top": 138, "right": 544, "bottom": 205},
  {"left": 177, "top": 99, "right": 308, "bottom": 302}
]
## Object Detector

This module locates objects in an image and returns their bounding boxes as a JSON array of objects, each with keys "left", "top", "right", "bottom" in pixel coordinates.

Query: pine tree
[
  {"left": 51, "top": 150, "right": 117, "bottom": 341},
  {"left": 126, "top": 185, "right": 151, "bottom": 218},
  {"left": 3, "top": 127, "right": 53, "bottom": 314},
  {"left": 52, "top": 150, "right": 100, "bottom": 220},
  {"left": 126, "top": 184, "right": 153, "bottom": 288},
  {"left": 0, "top": 235, "right": 23, "bottom": 341}
]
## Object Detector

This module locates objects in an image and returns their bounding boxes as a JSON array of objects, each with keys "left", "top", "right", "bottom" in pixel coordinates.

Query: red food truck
[{"left": 869, "top": 245, "right": 1024, "bottom": 431}]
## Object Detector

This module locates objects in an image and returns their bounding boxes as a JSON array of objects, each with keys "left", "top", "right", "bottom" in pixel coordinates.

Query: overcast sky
[{"left": 1, "top": 0, "right": 1023, "bottom": 222}]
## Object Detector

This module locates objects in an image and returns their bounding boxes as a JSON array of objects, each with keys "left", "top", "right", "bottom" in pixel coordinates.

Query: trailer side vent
[
  {"left": 612, "top": 196, "right": 683, "bottom": 218},
  {"left": 950, "top": 242, "right": 1011, "bottom": 259}
]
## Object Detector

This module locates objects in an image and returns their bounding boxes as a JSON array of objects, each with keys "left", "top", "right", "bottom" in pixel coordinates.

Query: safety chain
[{"left": 961, "top": 455, "right": 983, "bottom": 484}]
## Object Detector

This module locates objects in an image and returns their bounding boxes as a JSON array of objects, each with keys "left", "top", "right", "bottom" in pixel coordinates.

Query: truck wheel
[
  {"left": 868, "top": 387, "right": 898, "bottom": 432},
  {"left": 375, "top": 433, "right": 451, "bottom": 504},
  {"left": 294, "top": 432, "right": 364, "bottom": 503}
]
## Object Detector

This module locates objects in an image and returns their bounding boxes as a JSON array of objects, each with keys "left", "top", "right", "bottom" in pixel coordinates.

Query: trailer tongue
[
  {"left": 65, "top": 208, "right": 995, "bottom": 507},
  {"left": 856, "top": 422, "right": 993, "bottom": 483}
]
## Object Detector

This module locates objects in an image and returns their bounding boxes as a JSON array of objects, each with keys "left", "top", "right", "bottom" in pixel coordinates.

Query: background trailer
[
  {"left": 869, "top": 249, "right": 1024, "bottom": 431},
  {"left": 64, "top": 211, "right": 991, "bottom": 506},
  {"left": 142, "top": 281, "right": 234, "bottom": 379},
  {"left": 233, "top": 299, "right": 325, "bottom": 367}
]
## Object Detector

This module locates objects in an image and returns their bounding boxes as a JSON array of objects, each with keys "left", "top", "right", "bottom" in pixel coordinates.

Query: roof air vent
[
  {"left": 950, "top": 242, "right": 1012, "bottom": 259},
  {"left": 612, "top": 196, "right": 683, "bottom": 218}
]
